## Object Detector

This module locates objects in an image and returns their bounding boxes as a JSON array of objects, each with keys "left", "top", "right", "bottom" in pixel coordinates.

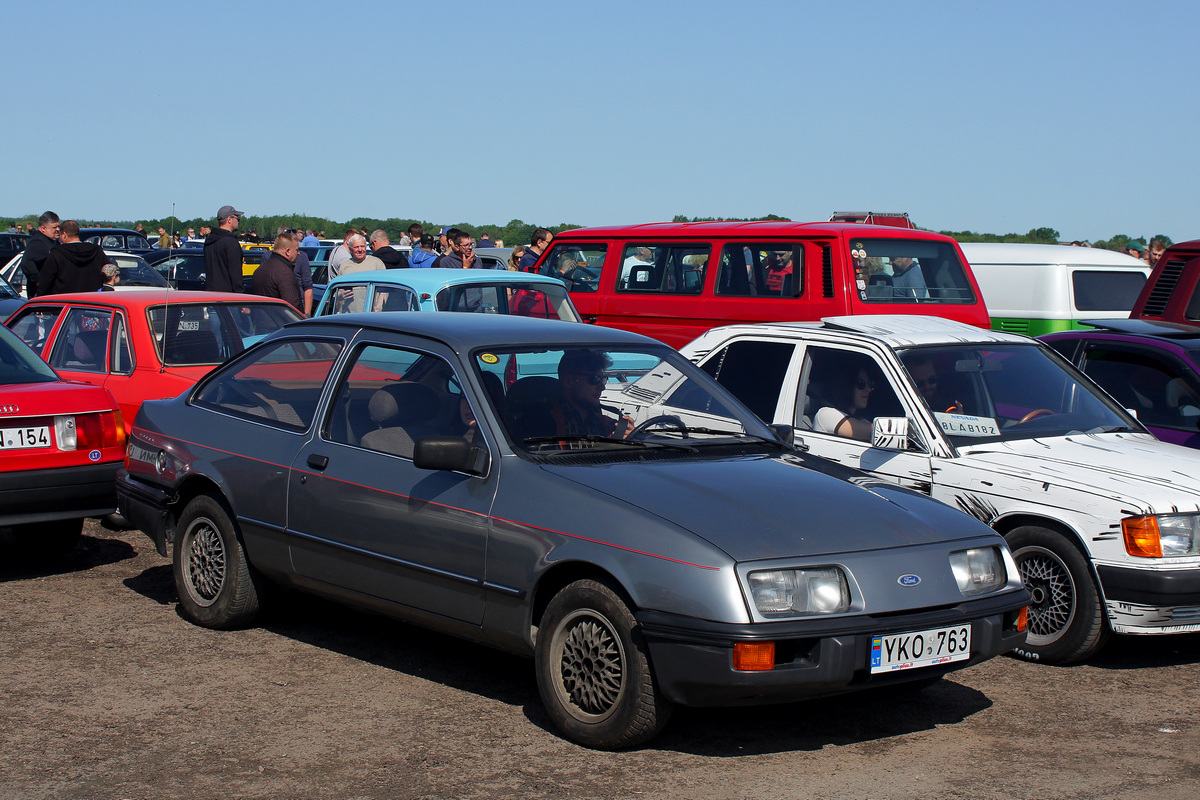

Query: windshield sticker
[
  {"left": 479, "top": 353, "right": 499, "bottom": 364},
  {"left": 934, "top": 412, "right": 1000, "bottom": 437},
  {"left": 178, "top": 321, "right": 200, "bottom": 331}
]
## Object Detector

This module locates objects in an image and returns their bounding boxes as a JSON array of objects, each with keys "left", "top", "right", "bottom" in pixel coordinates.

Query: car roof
[
  {"left": 80, "top": 227, "right": 144, "bottom": 235},
  {"left": 325, "top": 267, "right": 566, "bottom": 290},
  {"left": 294, "top": 310, "right": 660, "bottom": 350},
  {"left": 959, "top": 242, "right": 1149, "bottom": 268},
  {"left": 707, "top": 315, "right": 1027, "bottom": 348},
  {"left": 1048, "top": 318, "right": 1200, "bottom": 347},
  {"left": 552, "top": 221, "right": 957, "bottom": 240},
  {"left": 18, "top": 289, "right": 297, "bottom": 310}
]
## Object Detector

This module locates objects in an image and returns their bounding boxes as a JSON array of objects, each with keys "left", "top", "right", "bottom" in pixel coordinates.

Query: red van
[
  {"left": 1130, "top": 238, "right": 1200, "bottom": 324},
  {"left": 532, "top": 221, "right": 990, "bottom": 348}
]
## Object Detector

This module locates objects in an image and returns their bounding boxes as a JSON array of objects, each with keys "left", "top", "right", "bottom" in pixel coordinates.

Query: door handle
[
  {"left": 583, "top": 316, "right": 598, "bottom": 324},
  {"left": 306, "top": 453, "right": 329, "bottom": 470}
]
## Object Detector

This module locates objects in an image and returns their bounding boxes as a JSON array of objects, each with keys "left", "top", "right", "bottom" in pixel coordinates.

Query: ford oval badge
[
  {"left": 88, "top": 449, "right": 103, "bottom": 462},
  {"left": 898, "top": 574, "right": 921, "bottom": 587}
]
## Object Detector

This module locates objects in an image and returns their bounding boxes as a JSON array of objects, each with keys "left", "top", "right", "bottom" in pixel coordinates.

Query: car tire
[
  {"left": 1007, "top": 525, "right": 1107, "bottom": 664},
  {"left": 11, "top": 518, "right": 83, "bottom": 560},
  {"left": 535, "top": 579, "right": 671, "bottom": 750},
  {"left": 173, "top": 493, "right": 263, "bottom": 629}
]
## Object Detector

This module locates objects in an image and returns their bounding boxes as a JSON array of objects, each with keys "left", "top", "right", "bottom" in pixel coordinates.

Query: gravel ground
[{"left": 1, "top": 520, "right": 1198, "bottom": 800}]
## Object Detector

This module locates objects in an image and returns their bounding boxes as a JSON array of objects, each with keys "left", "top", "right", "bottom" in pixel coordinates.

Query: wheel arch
[
  {"left": 992, "top": 512, "right": 1108, "bottom": 600},
  {"left": 165, "top": 475, "right": 230, "bottom": 548},
  {"left": 529, "top": 561, "right": 633, "bottom": 641}
]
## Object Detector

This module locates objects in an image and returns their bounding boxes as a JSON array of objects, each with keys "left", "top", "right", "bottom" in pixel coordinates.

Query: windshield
[
  {"left": 147, "top": 302, "right": 303, "bottom": 365},
  {"left": 474, "top": 345, "right": 778, "bottom": 455},
  {"left": 896, "top": 343, "right": 1140, "bottom": 447},
  {"left": 0, "top": 324, "right": 59, "bottom": 384},
  {"left": 436, "top": 282, "right": 580, "bottom": 321},
  {"left": 111, "top": 255, "right": 170, "bottom": 288},
  {"left": 0, "top": 272, "right": 18, "bottom": 299},
  {"left": 851, "top": 238, "right": 976, "bottom": 304}
]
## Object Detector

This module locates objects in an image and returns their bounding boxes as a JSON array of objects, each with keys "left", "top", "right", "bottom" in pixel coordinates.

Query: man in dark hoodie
[
  {"left": 203, "top": 204, "right": 245, "bottom": 292},
  {"left": 21, "top": 211, "right": 59, "bottom": 298},
  {"left": 37, "top": 220, "right": 109, "bottom": 295}
]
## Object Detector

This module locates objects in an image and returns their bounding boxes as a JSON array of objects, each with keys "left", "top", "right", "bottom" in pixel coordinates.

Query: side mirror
[
  {"left": 871, "top": 416, "right": 910, "bottom": 450},
  {"left": 769, "top": 423, "right": 795, "bottom": 447},
  {"left": 413, "top": 436, "right": 489, "bottom": 475}
]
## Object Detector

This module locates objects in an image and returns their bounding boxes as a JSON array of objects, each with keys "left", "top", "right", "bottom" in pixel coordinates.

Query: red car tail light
[{"left": 64, "top": 409, "right": 127, "bottom": 451}]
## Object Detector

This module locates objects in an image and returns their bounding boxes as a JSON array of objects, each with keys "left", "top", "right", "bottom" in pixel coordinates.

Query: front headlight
[
  {"left": 747, "top": 567, "right": 850, "bottom": 616},
  {"left": 1123, "top": 514, "right": 1200, "bottom": 557},
  {"left": 949, "top": 547, "right": 1005, "bottom": 596}
]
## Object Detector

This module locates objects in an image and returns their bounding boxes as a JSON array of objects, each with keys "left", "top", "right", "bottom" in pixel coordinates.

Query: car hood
[
  {"left": 956, "top": 433, "right": 1200, "bottom": 513},
  {"left": 540, "top": 452, "right": 992, "bottom": 562}
]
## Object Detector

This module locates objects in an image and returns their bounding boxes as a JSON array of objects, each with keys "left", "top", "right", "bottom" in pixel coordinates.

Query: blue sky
[{"left": 5, "top": 0, "right": 1196, "bottom": 242}]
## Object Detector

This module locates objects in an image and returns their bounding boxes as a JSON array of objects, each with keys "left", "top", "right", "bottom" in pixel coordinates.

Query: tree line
[{"left": 4, "top": 212, "right": 1175, "bottom": 251}]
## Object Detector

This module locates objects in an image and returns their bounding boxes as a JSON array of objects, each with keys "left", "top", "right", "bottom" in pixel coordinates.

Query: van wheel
[
  {"left": 1007, "top": 526, "right": 1107, "bottom": 664},
  {"left": 173, "top": 494, "right": 263, "bottom": 629},
  {"left": 536, "top": 580, "right": 671, "bottom": 749}
]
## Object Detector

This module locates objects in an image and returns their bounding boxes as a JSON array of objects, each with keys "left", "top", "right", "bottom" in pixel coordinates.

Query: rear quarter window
[{"left": 1072, "top": 270, "right": 1147, "bottom": 312}]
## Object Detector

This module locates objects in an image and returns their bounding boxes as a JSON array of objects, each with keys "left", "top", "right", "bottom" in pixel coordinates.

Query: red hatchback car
[
  {"left": 6, "top": 290, "right": 303, "bottom": 433},
  {"left": 0, "top": 323, "right": 125, "bottom": 558}
]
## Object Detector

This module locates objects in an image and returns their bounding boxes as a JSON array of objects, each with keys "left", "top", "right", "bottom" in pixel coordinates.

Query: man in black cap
[{"left": 204, "top": 204, "right": 245, "bottom": 292}]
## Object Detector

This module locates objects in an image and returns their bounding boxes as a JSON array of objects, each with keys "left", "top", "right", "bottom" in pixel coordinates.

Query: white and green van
[{"left": 961, "top": 243, "right": 1149, "bottom": 335}]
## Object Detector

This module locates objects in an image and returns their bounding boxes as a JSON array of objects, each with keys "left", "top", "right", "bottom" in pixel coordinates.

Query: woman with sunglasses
[{"left": 813, "top": 363, "right": 876, "bottom": 441}]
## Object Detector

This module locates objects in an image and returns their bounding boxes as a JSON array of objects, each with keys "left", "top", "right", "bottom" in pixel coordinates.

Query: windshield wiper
[
  {"left": 522, "top": 434, "right": 695, "bottom": 452},
  {"left": 650, "top": 426, "right": 786, "bottom": 446}
]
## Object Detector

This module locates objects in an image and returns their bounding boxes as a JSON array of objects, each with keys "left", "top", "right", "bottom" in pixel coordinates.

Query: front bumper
[
  {"left": 637, "top": 589, "right": 1029, "bottom": 707},
  {"left": 116, "top": 469, "right": 173, "bottom": 556},
  {"left": 1098, "top": 564, "right": 1200, "bottom": 634},
  {"left": 0, "top": 461, "right": 120, "bottom": 526}
]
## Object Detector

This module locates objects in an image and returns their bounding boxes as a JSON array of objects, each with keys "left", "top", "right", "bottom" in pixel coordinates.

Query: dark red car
[
  {"left": 1130, "top": 238, "right": 1200, "bottom": 324},
  {"left": 0, "top": 323, "right": 126, "bottom": 558}
]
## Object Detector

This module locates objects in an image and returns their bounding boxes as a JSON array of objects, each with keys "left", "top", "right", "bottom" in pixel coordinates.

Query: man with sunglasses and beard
[
  {"left": 550, "top": 349, "right": 634, "bottom": 442},
  {"left": 905, "top": 354, "right": 962, "bottom": 414}
]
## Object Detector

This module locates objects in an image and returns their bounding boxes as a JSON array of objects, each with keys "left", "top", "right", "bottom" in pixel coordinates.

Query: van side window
[
  {"left": 851, "top": 238, "right": 975, "bottom": 304},
  {"left": 715, "top": 243, "right": 804, "bottom": 298},
  {"left": 617, "top": 244, "right": 709, "bottom": 295}
]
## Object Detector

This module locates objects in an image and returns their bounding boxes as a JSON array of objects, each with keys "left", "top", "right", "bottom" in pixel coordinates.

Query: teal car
[{"left": 314, "top": 268, "right": 581, "bottom": 321}]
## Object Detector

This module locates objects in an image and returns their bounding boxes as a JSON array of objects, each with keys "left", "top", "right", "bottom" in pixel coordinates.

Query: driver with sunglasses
[
  {"left": 904, "top": 355, "right": 963, "bottom": 414},
  {"left": 551, "top": 349, "right": 634, "bottom": 442}
]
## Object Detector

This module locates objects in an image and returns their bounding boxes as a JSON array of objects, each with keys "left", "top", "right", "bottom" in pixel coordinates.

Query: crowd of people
[
  {"left": 1067, "top": 237, "right": 1169, "bottom": 266},
  {"left": 10, "top": 205, "right": 568, "bottom": 317},
  {"left": 12, "top": 205, "right": 1177, "bottom": 318}
]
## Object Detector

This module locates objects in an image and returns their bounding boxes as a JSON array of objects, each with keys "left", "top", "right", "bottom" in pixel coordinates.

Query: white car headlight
[
  {"left": 748, "top": 568, "right": 850, "bottom": 616},
  {"left": 1123, "top": 514, "right": 1200, "bottom": 557},
  {"left": 949, "top": 547, "right": 1005, "bottom": 596}
]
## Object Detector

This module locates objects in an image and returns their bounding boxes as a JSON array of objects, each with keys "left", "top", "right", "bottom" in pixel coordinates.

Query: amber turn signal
[
  {"left": 1122, "top": 517, "right": 1163, "bottom": 558},
  {"left": 1016, "top": 606, "right": 1028, "bottom": 633},
  {"left": 733, "top": 641, "right": 775, "bottom": 671}
]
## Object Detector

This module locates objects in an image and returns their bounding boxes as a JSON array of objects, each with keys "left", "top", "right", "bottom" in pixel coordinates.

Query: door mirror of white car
[
  {"left": 871, "top": 417, "right": 910, "bottom": 450},
  {"left": 769, "top": 423, "right": 795, "bottom": 447}
]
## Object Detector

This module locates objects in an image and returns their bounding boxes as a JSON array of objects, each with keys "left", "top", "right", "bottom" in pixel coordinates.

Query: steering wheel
[
  {"left": 630, "top": 414, "right": 688, "bottom": 438},
  {"left": 1017, "top": 408, "right": 1055, "bottom": 424}
]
